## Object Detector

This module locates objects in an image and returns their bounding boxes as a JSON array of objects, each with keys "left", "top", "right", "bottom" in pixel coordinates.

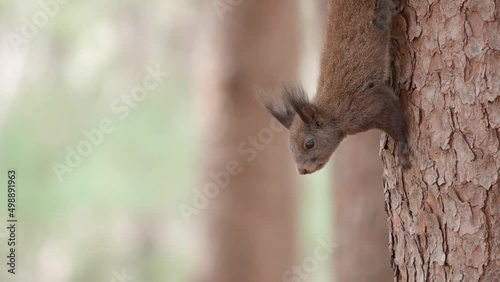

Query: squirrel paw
[{"left": 397, "top": 142, "right": 412, "bottom": 170}]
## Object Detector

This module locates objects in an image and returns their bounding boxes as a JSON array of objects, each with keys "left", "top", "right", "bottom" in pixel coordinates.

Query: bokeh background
[
  {"left": 0, "top": 1, "right": 391, "bottom": 282},
  {"left": 0, "top": 1, "right": 335, "bottom": 282}
]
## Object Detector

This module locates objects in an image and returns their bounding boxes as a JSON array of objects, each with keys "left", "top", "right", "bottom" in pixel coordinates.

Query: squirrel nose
[{"left": 298, "top": 168, "right": 309, "bottom": 175}]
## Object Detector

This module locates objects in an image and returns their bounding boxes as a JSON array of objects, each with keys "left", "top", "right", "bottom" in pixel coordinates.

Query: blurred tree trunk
[
  {"left": 325, "top": 0, "right": 393, "bottom": 277},
  {"left": 195, "top": 1, "right": 300, "bottom": 282},
  {"left": 382, "top": 1, "right": 500, "bottom": 281},
  {"left": 333, "top": 131, "right": 393, "bottom": 282}
]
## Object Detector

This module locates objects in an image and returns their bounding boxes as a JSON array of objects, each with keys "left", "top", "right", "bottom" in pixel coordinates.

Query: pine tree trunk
[
  {"left": 333, "top": 131, "right": 393, "bottom": 282},
  {"left": 382, "top": 1, "right": 500, "bottom": 281},
  {"left": 195, "top": 1, "right": 300, "bottom": 282}
]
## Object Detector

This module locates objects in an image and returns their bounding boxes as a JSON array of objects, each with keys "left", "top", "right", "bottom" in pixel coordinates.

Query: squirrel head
[{"left": 257, "top": 85, "right": 346, "bottom": 175}]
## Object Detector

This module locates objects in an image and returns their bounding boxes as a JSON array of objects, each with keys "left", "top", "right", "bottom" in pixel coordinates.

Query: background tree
[
  {"left": 382, "top": 1, "right": 500, "bottom": 281},
  {"left": 333, "top": 131, "right": 393, "bottom": 282},
  {"left": 195, "top": 1, "right": 300, "bottom": 282},
  {"left": 319, "top": 0, "right": 393, "bottom": 278}
]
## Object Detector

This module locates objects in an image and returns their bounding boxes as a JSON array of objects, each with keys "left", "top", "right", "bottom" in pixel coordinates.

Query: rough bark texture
[
  {"left": 195, "top": 1, "right": 300, "bottom": 282},
  {"left": 334, "top": 131, "right": 393, "bottom": 282},
  {"left": 382, "top": 0, "right": 500, "bottom": 281}
]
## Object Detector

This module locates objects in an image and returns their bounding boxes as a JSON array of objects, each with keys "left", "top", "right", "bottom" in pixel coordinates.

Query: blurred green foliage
[{"left": 0, "top": 1, "right": 333, "bottom": 281}]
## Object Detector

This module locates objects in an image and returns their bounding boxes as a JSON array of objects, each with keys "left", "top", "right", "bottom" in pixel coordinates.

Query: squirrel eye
[{"left": 305, "top": 139, "right": 315, "bottom": 150}]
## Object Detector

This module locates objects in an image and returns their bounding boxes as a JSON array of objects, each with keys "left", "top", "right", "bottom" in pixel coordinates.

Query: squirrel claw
[{"left": 397, "top": 142, "right": 412, "bottom": 170}]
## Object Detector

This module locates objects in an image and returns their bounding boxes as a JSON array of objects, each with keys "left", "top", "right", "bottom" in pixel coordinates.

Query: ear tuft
[
  {"left": 282, "top": 84, "right": 319, "bottom": 126},
  {"left": 254, "top": 87, "right": 295, "bottom": 129}
]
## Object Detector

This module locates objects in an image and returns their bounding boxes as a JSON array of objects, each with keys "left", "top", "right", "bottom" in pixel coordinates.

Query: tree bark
[
  {"left": 195, "top": 1, "right": 300, "bottom": 282},
  {"left": 382, "top": 0, "right": 500, "bottom": 281},
  {"left": 334, "top": 131, "right": 393, "bottom": 282}
]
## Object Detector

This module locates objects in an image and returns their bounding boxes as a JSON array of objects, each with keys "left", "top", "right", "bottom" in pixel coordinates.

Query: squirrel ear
[
  {"left": 265, "top": 104, "right": 295, "bottom": 129},
  {"left": 254, "top": 88, "right": 295, "bottom": 129},
  {"left": 297, "top": 105, "right": 316, "bottom": 125},
  {"left": 282, "top": 84, "right": 321, "bottom": 127}
]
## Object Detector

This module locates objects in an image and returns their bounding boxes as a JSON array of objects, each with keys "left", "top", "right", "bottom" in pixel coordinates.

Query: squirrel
[{"left": 256, "top": 0, "right": 410, "bottom": 175}]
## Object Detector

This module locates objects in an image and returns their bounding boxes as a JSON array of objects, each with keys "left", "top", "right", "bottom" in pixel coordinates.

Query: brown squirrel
[{"left": 257, "top": 0, "right": 410, "bottom": 174}]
